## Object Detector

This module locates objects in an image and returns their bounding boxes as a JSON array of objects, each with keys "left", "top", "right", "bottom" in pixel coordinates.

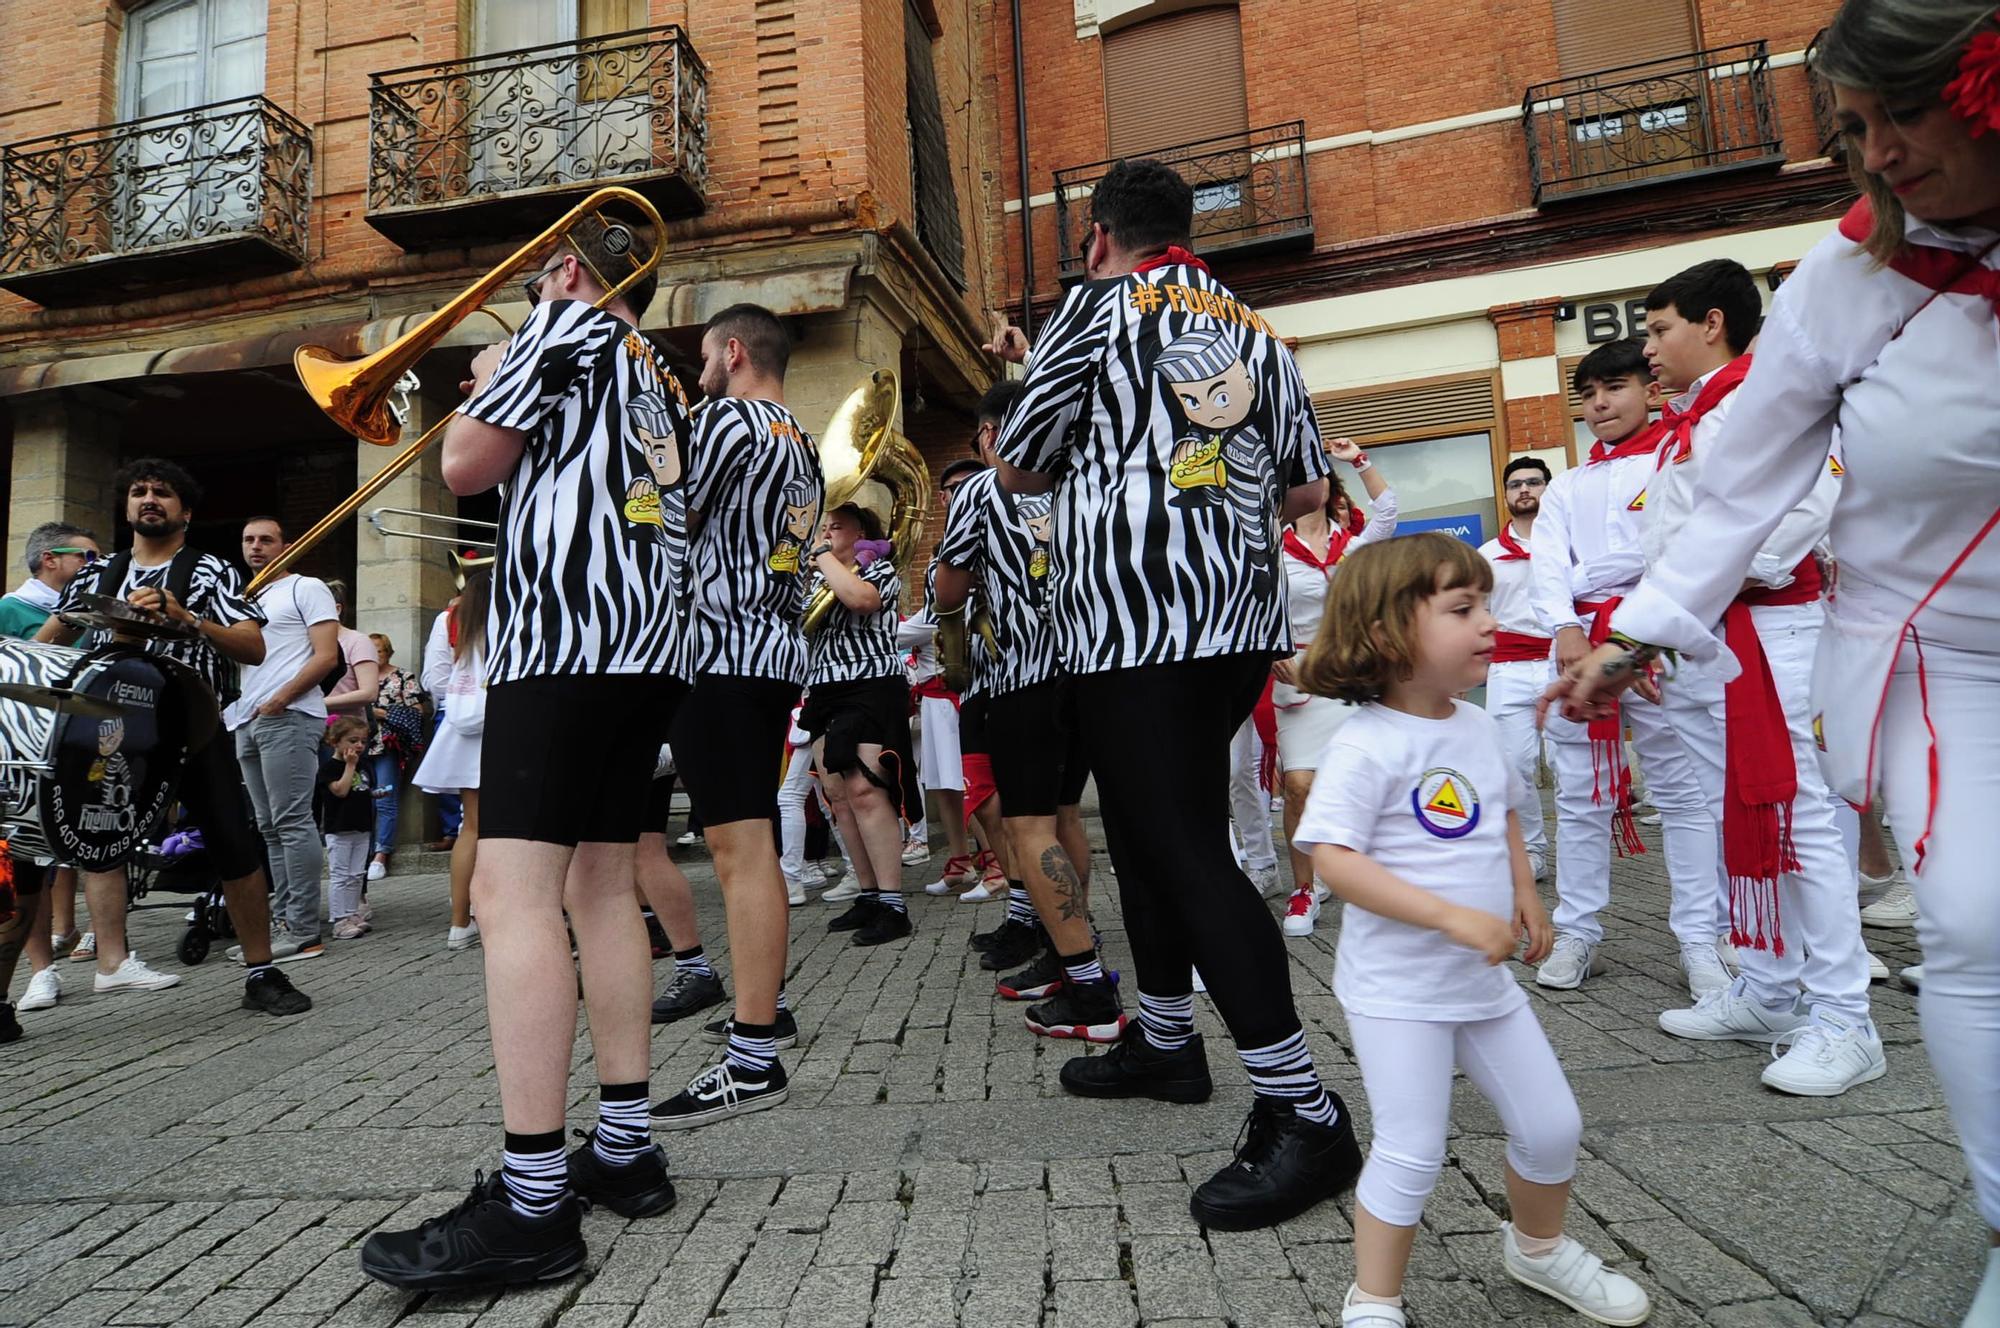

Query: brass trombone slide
[
  {"left": 365, "top": 507, "right": 497, "bottom": 550},
  {"left": 248, "top": 185, "right": 668, "bottom": 594}
]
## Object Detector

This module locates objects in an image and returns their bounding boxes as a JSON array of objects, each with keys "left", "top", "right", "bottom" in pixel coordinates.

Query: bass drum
[{"left": 0, "top": 640, "right": 211, "bottom": 871}]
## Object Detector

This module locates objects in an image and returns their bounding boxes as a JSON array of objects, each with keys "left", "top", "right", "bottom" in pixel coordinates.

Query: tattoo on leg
[{"left": 1041, "top": 846, "right": 1086, "bottom": 922}]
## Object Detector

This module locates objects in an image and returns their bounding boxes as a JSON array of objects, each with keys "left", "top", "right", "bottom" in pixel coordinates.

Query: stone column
[
  {"left": 7, "top": 391, "right": 121, "bottom": 572},
  {"left": 785, "top": 296, "right": 907, "bottom": 438}
]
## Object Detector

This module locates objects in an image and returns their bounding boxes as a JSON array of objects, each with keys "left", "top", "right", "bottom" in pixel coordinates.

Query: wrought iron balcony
[
  {"left": 367, "top": 24, "right": 708, "bottom": 248},
  {"left": 1053, "top": 121, "right": 1313, "bottom": 281},
  {"left": 1523, "top": 42, "right": 1786, "bottom": 205},
  {"left": 1806, "top": 29, "right": 1846, "bottom": 161},
  {"left": 0, "top": 96, "right": 312, "bottom": 308}
]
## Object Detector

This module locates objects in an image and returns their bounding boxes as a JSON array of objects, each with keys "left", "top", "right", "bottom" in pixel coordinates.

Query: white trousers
[
  {"left": 776, "top": 747, "right": 851, "bottom": 884},
  {"left": 1719, "top": 603, "right": 1873, "bottom": 1024},
  {"left": 1879, "top": 640, "right": 2000, "bottom": 1228},
  {"left": 324, "top": 830, "right": 369, "bottom": 922},
  {"left": 1483, "top": 658, "right": 1552, "bottom": 858},
  {"left": 1545, "top": 665, "right": 1726, "bottom": 946},
  {"left": 1347, "top": 1004, "right": 1581, "bottom": 1227},
  {"left": 1229, "top": 715, "right": 1277, "bottom": 872},
  {"left": 916, "top": 695, "right": 964, "bottom": 792}
]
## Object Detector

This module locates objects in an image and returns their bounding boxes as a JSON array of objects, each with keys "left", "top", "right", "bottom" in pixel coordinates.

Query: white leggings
[
  {"left": 1347, "top": 1003, "right": 1582, "bottom": 1227},
  {"left": 1228, "top": 716, "right": 1276, "bottom": 872},
  {"left": 776, "top": 746, "right": 850, "bottom": 883},
  {"left": 1879, "top": 644, "right": 2000, "bottom": 1228}
]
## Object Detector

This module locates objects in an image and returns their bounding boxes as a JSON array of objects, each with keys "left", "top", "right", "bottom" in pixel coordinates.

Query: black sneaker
[
  {"left": 1188, "top": 1096, "right": 1362, "bottom": 1232},
  {"left": 979, "top": 921, "right": 1045, "bottom": 971},
  {"left": 0, "top": 1002, "right": 20, "bottom": 1044},
  {"left": 828, "top": 895, "right": 883, "bottom": 933},
  {"left": 652, "top": 1059, "right": 790, "bottom": 1129},
  {"left": 1058, "top": 1024, "right": 1212, "bottom": 1104},
  {"left": 650, "top": 968, "right": 726, "bottom": 1024},
  {"left": 1025, "top": 981, "right": 1128, "bottom": 1043},
  {"left": 971, "top": 916, "right": 1030, "bottom": 953},
  {"left": 241, "top": 968, "right": 313, "bottom": 1017},
  {"left": 853, "top": 904, "right": 912, "bottom": 946},
  {"left": 566, "top": 1133, "right": 677, "bottom": 1218},
  {"left": 995, "top": 949, "right": 1062, "bottom": 1001},
  {"left": 357, "top": 1171, "right": 586, "bottom": 1290},
  {"left": 699, "top": 1009, "right": 800, "bottom": 1049}
]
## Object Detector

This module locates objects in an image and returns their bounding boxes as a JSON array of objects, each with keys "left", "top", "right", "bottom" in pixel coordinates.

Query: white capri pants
[
  {"left": 916, "top": 695, "right": 964, "bottom": 792},
  {"left": 1482, "top": 658, "right": 1552, "bottom": 858},
  {"left": 1879, "top": 642, "right": 2000, "bottom": 1227},
  {"left": 1229, "top": 715, "right": 1277, "bottom": 872},
  {"left": 1346, "top": 1003, "right": 1582, "bottom": 1227}
]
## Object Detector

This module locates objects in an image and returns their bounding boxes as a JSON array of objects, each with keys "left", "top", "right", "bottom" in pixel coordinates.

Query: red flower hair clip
[{"left": 1944, "top": 26, "right": 2000, "bottom": 137}]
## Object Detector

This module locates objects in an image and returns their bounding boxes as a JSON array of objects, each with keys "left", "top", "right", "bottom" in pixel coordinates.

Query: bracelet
[{"left": 1348, "top": 451, "right": 1371, "bottom": 472}]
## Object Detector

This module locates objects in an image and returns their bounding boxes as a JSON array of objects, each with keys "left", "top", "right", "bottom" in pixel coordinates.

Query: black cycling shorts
[
  {"left": 672, "top": 674, "right": 801, "bottom": 827},
  {"left": 482, "top": 673, "right": 687, "bottom": 846},
  {"left": 986, "top": 676, "right": 1090, "bottom": 818}
]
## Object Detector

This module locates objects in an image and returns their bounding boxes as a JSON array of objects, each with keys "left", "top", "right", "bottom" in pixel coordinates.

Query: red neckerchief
[
  {"left": 1282, "top": 527, "right": 1336, "bottom": 571},
  {"left": 1657, "top": 355, "right": 1753, "bottom": 469},
  {"left": 1133, "top": 245, "right": 1210, "bottom": 275},
  {"left": 1495, "top": 523, "right": 1531, "bottom": 561},
  {"left": 1586, "top": 419, "right": 1668, "bottom": 465},
  {"left": 1840, "top": 198, "right": 2000, "bottom": 322}
]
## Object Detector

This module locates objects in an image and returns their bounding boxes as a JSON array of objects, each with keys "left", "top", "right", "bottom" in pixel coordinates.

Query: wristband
[{"left": 1348, "top": 451, "right": 1371, "bottom": 472}]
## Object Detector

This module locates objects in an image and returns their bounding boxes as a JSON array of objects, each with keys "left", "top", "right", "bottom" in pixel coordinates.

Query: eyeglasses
[
  {"left": 520, "top": 257, "right": 567, "bottom": 307},
  {"left": 48, "top": 547, "right": 100, "bottom": 564},
  {"left": 1503, "top": 477, "right": 1547, "bottom": 492}
]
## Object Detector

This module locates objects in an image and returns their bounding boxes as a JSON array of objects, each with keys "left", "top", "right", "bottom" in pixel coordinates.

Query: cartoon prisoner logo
[
  {"left": 1017, "top": 492, "right": 1054, "bottom": 580},
  {"left": 769, "top": 473, "right": 823, "bottom": 575},
  {"left": 1410, "top": 767, "right": 1480, "bottom": 839}
]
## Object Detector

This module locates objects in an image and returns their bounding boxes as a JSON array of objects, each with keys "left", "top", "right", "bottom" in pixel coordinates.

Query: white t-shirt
[
  {"left": 224, "top": 574, "right": 339, "bottom": 729},
  {"left": 1293, "top": 699, "right": 1528, "bottom": 1022}
]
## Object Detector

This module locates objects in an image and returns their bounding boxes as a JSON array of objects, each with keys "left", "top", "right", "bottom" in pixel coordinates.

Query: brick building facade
[{"left": 988, "top": 0, "right": 1853, "bottom": 541}]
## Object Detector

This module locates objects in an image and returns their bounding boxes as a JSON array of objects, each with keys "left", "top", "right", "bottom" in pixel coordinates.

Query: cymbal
[
  {"left": 0, "top": 683, "right": 126, "bottom": 719},
  {"left": 58, "top": 593, "right": 196, "bottom": 642}
]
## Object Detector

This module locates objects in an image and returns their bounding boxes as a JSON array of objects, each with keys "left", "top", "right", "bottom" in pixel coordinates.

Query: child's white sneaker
[
  {"left": 446, "top": 922, "right": 481, "bottom": 951},
  {"left": 1340, "top": 1284, "right": 1407, "bottom": 1326},
  {"left": 1501, "top": 1223, "right": 1651, "bottom": 1325}
]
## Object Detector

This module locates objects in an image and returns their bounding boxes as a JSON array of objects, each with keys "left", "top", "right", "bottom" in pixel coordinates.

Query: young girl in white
[
  {"left": 413, "top": 570, "right": 488, "bottom": 952},
  {"left": 1292, "top": 533, "right": 1649, "bottom": 1327}
]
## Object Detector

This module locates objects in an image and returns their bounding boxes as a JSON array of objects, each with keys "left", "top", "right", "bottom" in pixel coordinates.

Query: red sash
[
  {"left": 1252, "top": 674, "right": 1279, "bottom": 792},
  {"left": 1656, "top": 355, "right": 1753, "bottom": 469},
  {"left": 911, "top": 675, "right": 959, "bottom": 706},
  {"left": 1492, "top": 631, "right": 1552, "bottom": 663},
  {"left": 1576, "top": 598, "right": 1646, "bottom": 857}
]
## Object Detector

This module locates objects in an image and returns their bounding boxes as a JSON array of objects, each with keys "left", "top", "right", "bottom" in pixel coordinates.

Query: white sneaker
[
  {"left": 1526, "top": 849, "right": 1547, "bottom": 882},
  {"left": 958, "top": 880, "right": 1004, "bottom": 903},
  {"left": 1638, "top": 811, "right": 1662, "bottom": 826},
  {"left": 1713, "top": 937, "right": 1741, "bottom": 976},
  {"left": 1339, "top": 1285, "right": 1407, "bottom": 1326},
  {"left": 447, "top": 922, "right": 481, "bottom": 951},
  {"left": 1867, "top": 950, "right": 1891, "bottom": 983},
  {"left": 94, "top": 953, "right": 181, "bottom": 994},
  {"left": 1247, "top": 864, "right": 1282, "bottom": 898},
  {"left": 1856, "top": 867, "right": 1900, "bottom": 907},
  {"left": 1760, "top": 1013, "right": 1888, "bottom": 1097},
  {"left": 1281, "top": 887, "right": 1321, "bottom": 937},
  {"left": 901, "top": 840, "right": 929, "bottom": 866},
  {"left": 785, "top": 876, "right": 808, "bottom": 907},
  {"left": 819, "top": 860, "right": 849, "bottom": 887},
  {"left": 17, "top": 967, "right": 60, "bottom": 1012},
  {"left": 366, "top": 859, "right": 387, "bottom": 882},
  {"left": 1536, "top": 934, "right": 1606, "bottom": 990},
  {"left": 1659, "top": 979, "right": 1809, "bottom": 1042},
  {"left": 1858, "top": 880, "right": 1918, "bottom": 929},
  {"left": 821, "top": 879, "right": 864, "bottom": 904},
  {"left": 1680, "top": 941, "right": 1733, "bottom": 998},
  {"left": 1501, "top": 1224, "right": 1651, "bottom": 1326},
  {"left": 1899, "top": 964, "right": 1923, "bottom": 991}
]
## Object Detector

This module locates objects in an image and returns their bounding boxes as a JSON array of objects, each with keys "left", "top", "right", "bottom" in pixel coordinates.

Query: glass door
[
  {"left": 118, "top": 0, "right": 266, "bottom": 248},
  {"left": 470, "top": 0, "right": 579, "bottom": 192}
]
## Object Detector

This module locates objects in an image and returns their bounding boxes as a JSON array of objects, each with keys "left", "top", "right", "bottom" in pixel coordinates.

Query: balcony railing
[
  {"left": 1806, "top": 29, "right": 1846, "bottom": 161},
  {"left": 1053, "top": 121, "right": 1313, "bottom": 281},
  {"left": 367, "top": 24, "right": 708, "bottom": 248},
  {"left": 1523, "top": 42, "right": 1786, "bottom": 205},
  {"left": 0, "top": 95, "right": 312, "bottom": 308}
]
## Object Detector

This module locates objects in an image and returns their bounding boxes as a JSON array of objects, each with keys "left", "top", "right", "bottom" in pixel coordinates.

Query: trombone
[
  {"left": 365, "top": 507, "right": 497, "bottom": 550},
  {"left": 248, "top": 185, "right": 669, "bottom": 594}
]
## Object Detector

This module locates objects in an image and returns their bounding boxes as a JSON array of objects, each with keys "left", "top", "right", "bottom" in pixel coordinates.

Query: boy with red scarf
[
  {"left": 1476, "top": 455, "right": 1554, "bottom": 883},
  {"left": 1529, "top": 338, "right": 1734, "bottom": 996},
  {"left": 1637, "top": 259, "right": 1883, "bottom": 1096}
]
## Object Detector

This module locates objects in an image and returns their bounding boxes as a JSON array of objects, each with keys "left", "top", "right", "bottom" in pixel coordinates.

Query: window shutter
[
  {"left": 1103, "top": 7, "right": 1248, "bottom": 158},
  {"left": 1312, "top": 376, "right": 1497, "bottom": 446},
  {"left": 1552, "top": 0, "right": 1698, "bottom": 77},
  {"left": 905, "top": 0, "right": 965, "bottom": 287},
  {"left": 580, "top": 0, "right": 645, "bottom": 38}
]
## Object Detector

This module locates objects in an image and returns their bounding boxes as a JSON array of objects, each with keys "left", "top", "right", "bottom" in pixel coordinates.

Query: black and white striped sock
[
  {"left": 1062, "top": 950, "right": 1106, "bottom": 985},
  {"left": 1239, "top": 1030, "right": 1338, "bottom": 1125},
  {"left": 592, "top": 1082, "right": 651, "bottom": 1166},
  {"left": 725, "top": 1020, "right": 780, "bottom": 1075},
  {"left": 500, "top": 1130, "right": 568, "bottom": 1217},
  {"left": 1137, "top": 991, "right": 1195, "bottom": 1052},
  {"left": 1006, "top": 884, "right": 1035, "bottom": 924},
  {"left": 876, "top": 890, "right": 907, "bottom": 915},
  {"left": 673, "top": 946, "right": 713, "bottom": 978},
  {"left": 776, "top": 986, "right": 791, "bottom": 1013}
]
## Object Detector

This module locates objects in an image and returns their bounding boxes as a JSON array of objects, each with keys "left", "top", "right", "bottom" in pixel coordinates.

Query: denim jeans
[
  {"left": 235, "top": 709, "right": 326, "bottom": 939},
  {"left": 370, "top": 751, "right": 401, "bottom": 854}
]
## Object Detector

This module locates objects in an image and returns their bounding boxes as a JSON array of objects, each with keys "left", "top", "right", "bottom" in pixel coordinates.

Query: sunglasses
[
  {"left": 48, "top": 547, "right": 100, "bottom": 564},
  {"left": 521, "top": 257, "right": 568, "bottom": 307}
]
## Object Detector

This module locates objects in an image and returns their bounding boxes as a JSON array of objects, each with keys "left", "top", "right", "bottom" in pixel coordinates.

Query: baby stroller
[{"left": 127, "top": 808, "right": 237, "bottom": 965}]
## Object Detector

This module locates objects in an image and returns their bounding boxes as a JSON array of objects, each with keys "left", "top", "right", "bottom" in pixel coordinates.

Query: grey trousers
[{"left": 235, "top": 710, "right": 326, "bottom": 939}]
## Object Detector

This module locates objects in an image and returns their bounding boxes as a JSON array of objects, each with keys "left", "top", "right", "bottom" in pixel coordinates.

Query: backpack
[{"left": 96, "top": 546, "right": 200, "bottom": 619}]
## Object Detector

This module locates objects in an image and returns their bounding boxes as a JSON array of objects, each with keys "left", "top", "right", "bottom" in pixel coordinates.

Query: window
[
  {"left": 468, "top": 0, "right": 653, "bottom": 191},
  {"left": 1312, "top": 373, "right": 1506, "bottom": 541},
  {"left": 1101, "top": 7, "right": 1247, "bottom": 158},
  {"left": 904, "top": 0, "right": 964, "bottom": 287},
  {"left": 123, "top": 0, "right": 264, "bottom": 121}
]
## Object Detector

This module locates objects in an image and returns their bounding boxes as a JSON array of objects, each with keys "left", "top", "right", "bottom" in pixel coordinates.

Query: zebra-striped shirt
[
  {"left": 934, "top": 467, "right": 1057, "bottom": 698},
  {"left": 55, "top": 551, "right": 263, "bottom": 704},
  {"left": 996, "top": 263, "right": 1329, "bottom": 672},
  {"left": 805, "top": 558, "right": 902, "bottom": 686},
  {"left": 461, "top": 300, "right": 695, "bottom": 684},
  {"left": 686, "top": 397, "right": 823, "bottom": 683}
]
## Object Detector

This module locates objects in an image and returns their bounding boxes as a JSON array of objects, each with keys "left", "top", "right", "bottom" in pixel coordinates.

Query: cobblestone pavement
[{"left": 0, "top": 800, "right": 1976, "bottom": 1328}]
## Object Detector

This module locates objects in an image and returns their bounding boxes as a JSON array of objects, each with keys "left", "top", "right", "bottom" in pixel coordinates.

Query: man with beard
[
  {"left": 1476, "top": 456, "right": 1554, "bottom": 881},
  {"left": 36, "top": 459, "right": 312, "bottom": 1016}
]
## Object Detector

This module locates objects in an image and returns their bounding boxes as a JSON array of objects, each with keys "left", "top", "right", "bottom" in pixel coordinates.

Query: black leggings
[{"left": 1073, "top": 653, "right": 1298, "bottom": 1051}]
